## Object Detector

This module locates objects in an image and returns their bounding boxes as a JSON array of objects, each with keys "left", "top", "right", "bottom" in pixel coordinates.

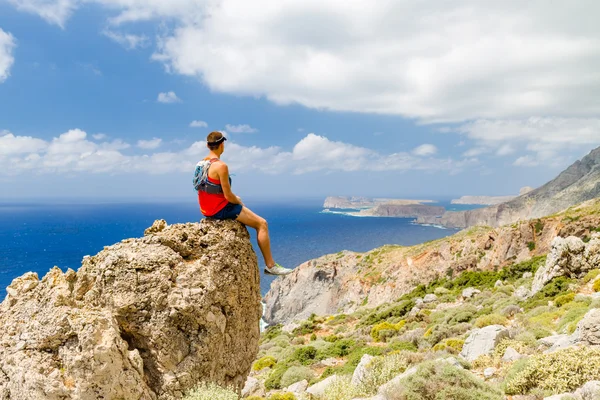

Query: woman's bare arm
[{"left": 215, "top": 162, "right": 243, "bottom": 205}]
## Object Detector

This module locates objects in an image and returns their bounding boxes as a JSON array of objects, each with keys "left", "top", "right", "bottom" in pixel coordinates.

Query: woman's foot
[{"left": 264, "top": 263, "right": 293, "bottom": 276}]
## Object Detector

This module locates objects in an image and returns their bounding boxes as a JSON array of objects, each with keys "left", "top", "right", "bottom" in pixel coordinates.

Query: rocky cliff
[
  {"left": 0, "top": 219, "right": 262, "bottom": 400},
  {"left": 353, "top": 204, "right": 445, "bottom": 218},
  {"left": 418, "top": 147, "right": 600, "bottom": 228},
  {"left": 264, "top": 199, "right": 600, "bottom": 325}
]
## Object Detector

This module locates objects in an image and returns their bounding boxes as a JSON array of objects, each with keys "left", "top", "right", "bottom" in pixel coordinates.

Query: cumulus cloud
[
  {"left": 157, "top": 91, "right": 181, "bottom": 103},
  {"left": 224, "top": 124, "right": 258, "bottom": 133},
  {"left": 137, "top": 138, "right": 162, "bottom": 149},
  {"left": 412, "top": 144, "right": 437, "bottom": 157},
  {"left": 456, "top": 117, "right": 600, "bottom": 165},
  {"left": 189, "top": 120, "right": 208, "bottom": 128},
  {"left": 102, "top": 29, "right": 149, "bottom": 50},
  {"left": 11, "top": 1, "right": 600, "bottom": 124},
  {"left": 0, "top": 129, "right": 469, "bottom": 176},
  {"left": 0, "top": 29, "right": 16, "bottom": 83},
  {"left": 92, "top": 133, "right": 107, "bottom": 140}
]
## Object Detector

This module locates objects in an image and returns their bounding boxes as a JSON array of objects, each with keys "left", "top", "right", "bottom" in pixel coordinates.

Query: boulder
[
  {"left": 423, "top": 294, "right": 438, "bottom": 303},
  {"left": 306, "top": 375, "right": 340, "bottom": 397},
  {"left": 502, "top": 347, "right": 523, "bottom": 362},
  {"left": 462, "top": 288, "right": 481, "bottom": 298},
  {"left": 242, "top": 376, "right": 264, "bottom": 398},
  {"left": 543, "top": 394, "right": 580, "bottom": 400},
  {"left": 576, "top": 309, "right": 600, "bottom": 346},
  {"left": 483, "top": 367, "right": 496, "bottom": 379},
  {"left": 514, "top": 286, "right": 531, "bottom": 300},
  {"left": 532, "top": 235, "right": 600, "bottom": 295},
  {"left": 522, "top": 272, "right": 533, "bottom": 279},
  {"left": 285, "top": 379, "right": 309, "bottom": 395},
  {"left": 459, "top": 325, "right": 509, "bottom": 362},
  {"left": 0, "top": 219, "right": 262, "bottom": 400},
  {"left": 575, "top": 381, "right": 600, "bottom": 400},
  {"left": 494, "top": 280, "right": 503, "bottom": 288},
  {"left": 352, "top": 354, "right": 374, "bottom": 386}
]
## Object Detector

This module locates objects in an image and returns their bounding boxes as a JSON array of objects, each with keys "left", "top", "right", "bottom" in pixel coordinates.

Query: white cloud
[
  {"left": 6, "top": 0, "right": 78, "bottom": 28},
  {"left": 92, "top": 133, "right": 107, "bottom": 140},
  {"left": 11, "top": 1, "right": 600, "bottom": 124},
  {"left": 0, "top": 129, "right": 468, "bottom": 176},
  {"left": 102, "top": 29, "right": 149, "bottom": 50},
  {"left": 514, "top": 155, "right": 539, "bottom": 167},
  {"left": 224, "top": 124, "right": 258, "bottom": 133},
  {"left": 0, "top": 29, "right": 16, "bottom": 83},
  {"left": 456, "top": 117, "right": 600, "bottom": 163},
  {"left": 189, "top": 120, "right": 208, "bottom": 128},
  {"left": 157, "top": 91, "right": 181, "bottom": 103},
  {"left": 137, "top": 138, "right": 162, "bottom": 149},
  {"left": 412, "top": 144, "right": 437, "bottom": 157}
]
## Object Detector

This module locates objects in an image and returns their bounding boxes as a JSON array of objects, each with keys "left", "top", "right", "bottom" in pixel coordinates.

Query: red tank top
[{"left": 198, "top": 159, "right": 229, "bottom": 216}]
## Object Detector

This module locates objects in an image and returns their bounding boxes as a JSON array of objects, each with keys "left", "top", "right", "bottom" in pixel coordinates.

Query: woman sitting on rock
[{"left": 196, "top": 131, "right": 292, "bottom": 276}]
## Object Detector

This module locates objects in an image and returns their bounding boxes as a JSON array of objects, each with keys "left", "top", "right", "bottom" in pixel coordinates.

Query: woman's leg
[{"left": 236, "top": 206, "right": 275, "bottom": 267}]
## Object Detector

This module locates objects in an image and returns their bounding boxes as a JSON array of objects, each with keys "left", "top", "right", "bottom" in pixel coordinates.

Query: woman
[{"left": 197, "top": 131, "right": 292, "bottom": 276}]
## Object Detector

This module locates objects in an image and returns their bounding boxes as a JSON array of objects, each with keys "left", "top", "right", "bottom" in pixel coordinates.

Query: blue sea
[{"left": 0, "top": 199, "right": 472, "bottom": 297}]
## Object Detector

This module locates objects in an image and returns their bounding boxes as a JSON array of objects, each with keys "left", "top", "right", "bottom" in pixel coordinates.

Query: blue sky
[{"left": 1, "top": 1, "right": 599, "bottom": 201}]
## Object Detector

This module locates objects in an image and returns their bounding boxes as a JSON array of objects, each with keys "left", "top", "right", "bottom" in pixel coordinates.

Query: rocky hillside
[
  {"left": 353, "top": 204, "right": 445, "bottom": 218},
  {"left": 0, "top": 219, "right": 262, "bottom": 400},
  {"left": 418, "top": 146, "right": 600, "bottom": 228},
  {"left": 193, "top": 226, "right": 600, "bottom": 399},
  {"left": 265, "top": 199, "right": 600, "bottom": 326}
]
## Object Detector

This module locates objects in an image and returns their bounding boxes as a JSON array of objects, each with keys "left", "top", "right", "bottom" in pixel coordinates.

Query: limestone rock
[
  {"left": 285, "top": 379, "right": 309, "bottom": 395},
  {"left": 575, "top": 381, "right": 600, "bottom": 400},
  {"left": 352, "top": 354, "right": 374, "bottom": 386},
  {"left": 532, "top": 235, "right": 600, "bottom": 295},
  {"left": 576, "top": 309, "right": 600, "bottom": 346},
  {"left": 0, "top": 219, "right": 262, "bottom": 400},
  {"left": 494, "top": 280, "right": 503, "bottom": 287},
  {"left": 462, "top": 288, "right": 480, "bottom": 299},
  {"left": 306, "top": 375, "right": 340, "bottom": 397},
  {"left": 242, "top": 376, "right": 264, "bottom": 398},
  {"left": 423, "top": 294, "right": 438, "bottom": 303},
  {"left": 459, "top": 325, "right": 509, "bottom": 362},
  {"left": 514, "top": 286, "right": 531, "bottom": 300},
  {"left": 544, "top": 394, "right": 580, "bottom": 400},
  {"left": 483, "top": 367, "right": 496, "bottom": 379},
  {"left": 522, "top": 271, "right": 533, "bottom": 279},
  {"left": 502, "top": 347, "right": 523, "bottom": 362}
]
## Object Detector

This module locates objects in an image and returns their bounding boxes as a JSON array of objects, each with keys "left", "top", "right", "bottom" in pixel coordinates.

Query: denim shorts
[{"left": 209, "top": 203, "right": 243, "bottom": 220}]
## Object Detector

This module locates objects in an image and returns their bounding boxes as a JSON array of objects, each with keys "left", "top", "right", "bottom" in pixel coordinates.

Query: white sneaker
[{"left": 264, "top": 263, "right": 293, "bottom": 276}]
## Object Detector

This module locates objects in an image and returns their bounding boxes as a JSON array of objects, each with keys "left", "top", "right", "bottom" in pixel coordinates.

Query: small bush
[
  {"left": 183, "top": 382, "right": 238, "bottom": 400},
  {"left": 280, "top": 366, "right": 314, "bottom": 388},
  {"left": 501, "top": 305, "right": 522, "bottom": 317},
  {"left": 310, "top": 333, "right": 317, "bottom": 341},
  {"left": 381, "top": 361, "right": 503, "bottom": 400},
  {"left": 527, "top": 241, "right": 536, "bottom": 251},
  {"left": 389, "top": 340, "right": 418, "bottom": 352},
  {"left": 323, "top": 375, "right": 357, "bottom": 400},
  {"left": 361, "top": 300, "right": 414, "bottom": 326},
  {"left": 534, "top": 277, "right": 574, "bottom": 299},
  {"left": 253, "top": 356, "right": 277, "bottom": 371},
  {"left": 584, "top": 269, "right": 600, "bottom": 283},
  {"left": 594, "top": 279, "right": 600, "bottom": 292},
  {"left": 291, "top": 346, "right": 317, "bottom": 365},
  {"left": 474, "top": 313, "right": 508, "bottom": 328},
  {"left": 293, "top": 320, "right": 318, "bottom": 335},
  {"left": 555, "top": 293, "right": 575, "bottom": 307},
  {"left": 269, "top": 394, "right": 296, "bottom": 400},
  {"left": 354, "top": 352, "right": 411, "bottom": 396},
  {"left": 265, "top": 363, "right": 289, "bottom": 390},
  {"left": 261, "top": 324, "right": 283, "bottom": 343},
  {"left": 291, "top": 337, "right": 305, "bottom": 345},
  {"left": 505, "top": 346, "right": 600, "bottom": 395},
  {"left": 371, "top": 320, "right": 406, "bottom": 342}
]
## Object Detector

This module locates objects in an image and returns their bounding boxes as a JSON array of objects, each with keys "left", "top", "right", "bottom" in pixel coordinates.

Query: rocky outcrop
[
  {"left": 323, "top": 197, "right": 430, "bottom": 209},
  {"left": 0, "top": 219, "right": 262, "bottom": 400},
  {"left": 266, "top": 201, "right": 600, "bottom": 324},
  {"left": 531, "top": 233, "right": 600, "bottom": 295},
  {"left": 451, "top": 195, "right": 518, "bottom": 205},
  {"left": 459, "top": 325, "right": 509, "bottom": 362},
  {"left": 418, "top": 146, "right": 600, "bottom": 228}
]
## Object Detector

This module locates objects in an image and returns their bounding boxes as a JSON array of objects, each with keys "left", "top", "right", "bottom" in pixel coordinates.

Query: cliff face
[
  {"left": 264, "top": 200, "right": 600, "bottom": 325},
  {"left": 418, "top": 147, "right": 600, "bottom": 228},
  {"left": 356, "top": 204, "right": 445, "bottom": 218},
  {"left": 0, "top": 219, "right": 262, "bottom": 400}
]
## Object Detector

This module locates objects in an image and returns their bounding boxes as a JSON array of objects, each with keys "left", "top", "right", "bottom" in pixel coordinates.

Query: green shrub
[
  {"left": 505, "top": 347, "right": 600, "bottom": 395},
  {"left": 474, "top": 313, "right": 508, "bottom": 328},
  {"left": 261, "top": 324, "right": 283, "bottom": 343},
  {"left": 268, "top": 394, "right": 296, "bottom": 400},
  {"left": 183, "top": 382, "right": 238, "bottom": 400},
  {"left": 527, "top": 241, "right": 536, "bottom": 251},
  {"left": 291, "top": 337, "right": 305, "bottom": 345},
  {"left": 291, "top": 346, "right": 317, "bottom": 365},
  {"left": 323, "top": 375, "right": 357, "bottom": 400},
  {"left": 280, "top": 366, "right": 314, "bottom": 388},
  {"left": 316, "top": 339, "right": 356, "bottom": 359},
  {"left": 324, "top": 334, "right": 339, "bottom": 343},
  {"left": 554, "top": 292, "right": 575, "bottom": 307},
  {"left": 265, "top": 363, "right": 289, "bottom": 390},
  {"left": 371, "top": 320, "right": 406, "bottom": 342},
  {"left": 381, "top": 361, "right": 503, "bottom": 400},
  {"left": 389, "top": 340, "right": 418, "bottom": 352},
  {"left": 293, "top": 320, "right": 318, "bottom": 335},
  {"left": 353, "top": 352, "right": 411, "bottom": 396},
  {"left": 534, "top": 277, "right": 574, "bottom": 299},
  {"left": 594, "top": 279, "right": 600, "bottom": 292},
  {"left": 310, "top": 333, "right": 317, "bottom": 341},
  {"left": 361, "top": 300, "right": 414, "bottom": 326},
  {"left": 253, "top": 356, "right": 277, "bottom": 371},
  {"left": 583, "top": 269, "right": 600, "bottom": 283},
  {"left": 557, "top": 303, "right": 589, "bottom": 333}
]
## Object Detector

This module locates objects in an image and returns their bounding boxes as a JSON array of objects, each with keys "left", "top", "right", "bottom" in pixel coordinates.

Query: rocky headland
[
  {"left": 0, "top": 219, "right": 262, "bottom": 400},
  {"left": 323, "top": 197, "right": 433, "bottom": 209},
  {"left": 418, "top": 147, "right": 600, "bottom": 228},
  {"left": 451, "top": 187, "right": 534, "bottom": 206}
]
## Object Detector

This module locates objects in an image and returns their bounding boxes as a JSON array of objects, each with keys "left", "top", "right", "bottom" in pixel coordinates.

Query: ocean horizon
[{"left": 0, "top": 199, "right": 475, "bottom": 297}]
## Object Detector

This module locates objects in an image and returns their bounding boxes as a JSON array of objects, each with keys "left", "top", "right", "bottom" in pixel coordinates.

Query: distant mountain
[{"left": 418, "top": 147, "right": 600, "bottom": 229}]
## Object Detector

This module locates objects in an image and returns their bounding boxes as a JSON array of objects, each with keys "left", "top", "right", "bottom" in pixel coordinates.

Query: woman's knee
[{"left": 258, "top": 217, "right": 268, "bottom": 230}]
